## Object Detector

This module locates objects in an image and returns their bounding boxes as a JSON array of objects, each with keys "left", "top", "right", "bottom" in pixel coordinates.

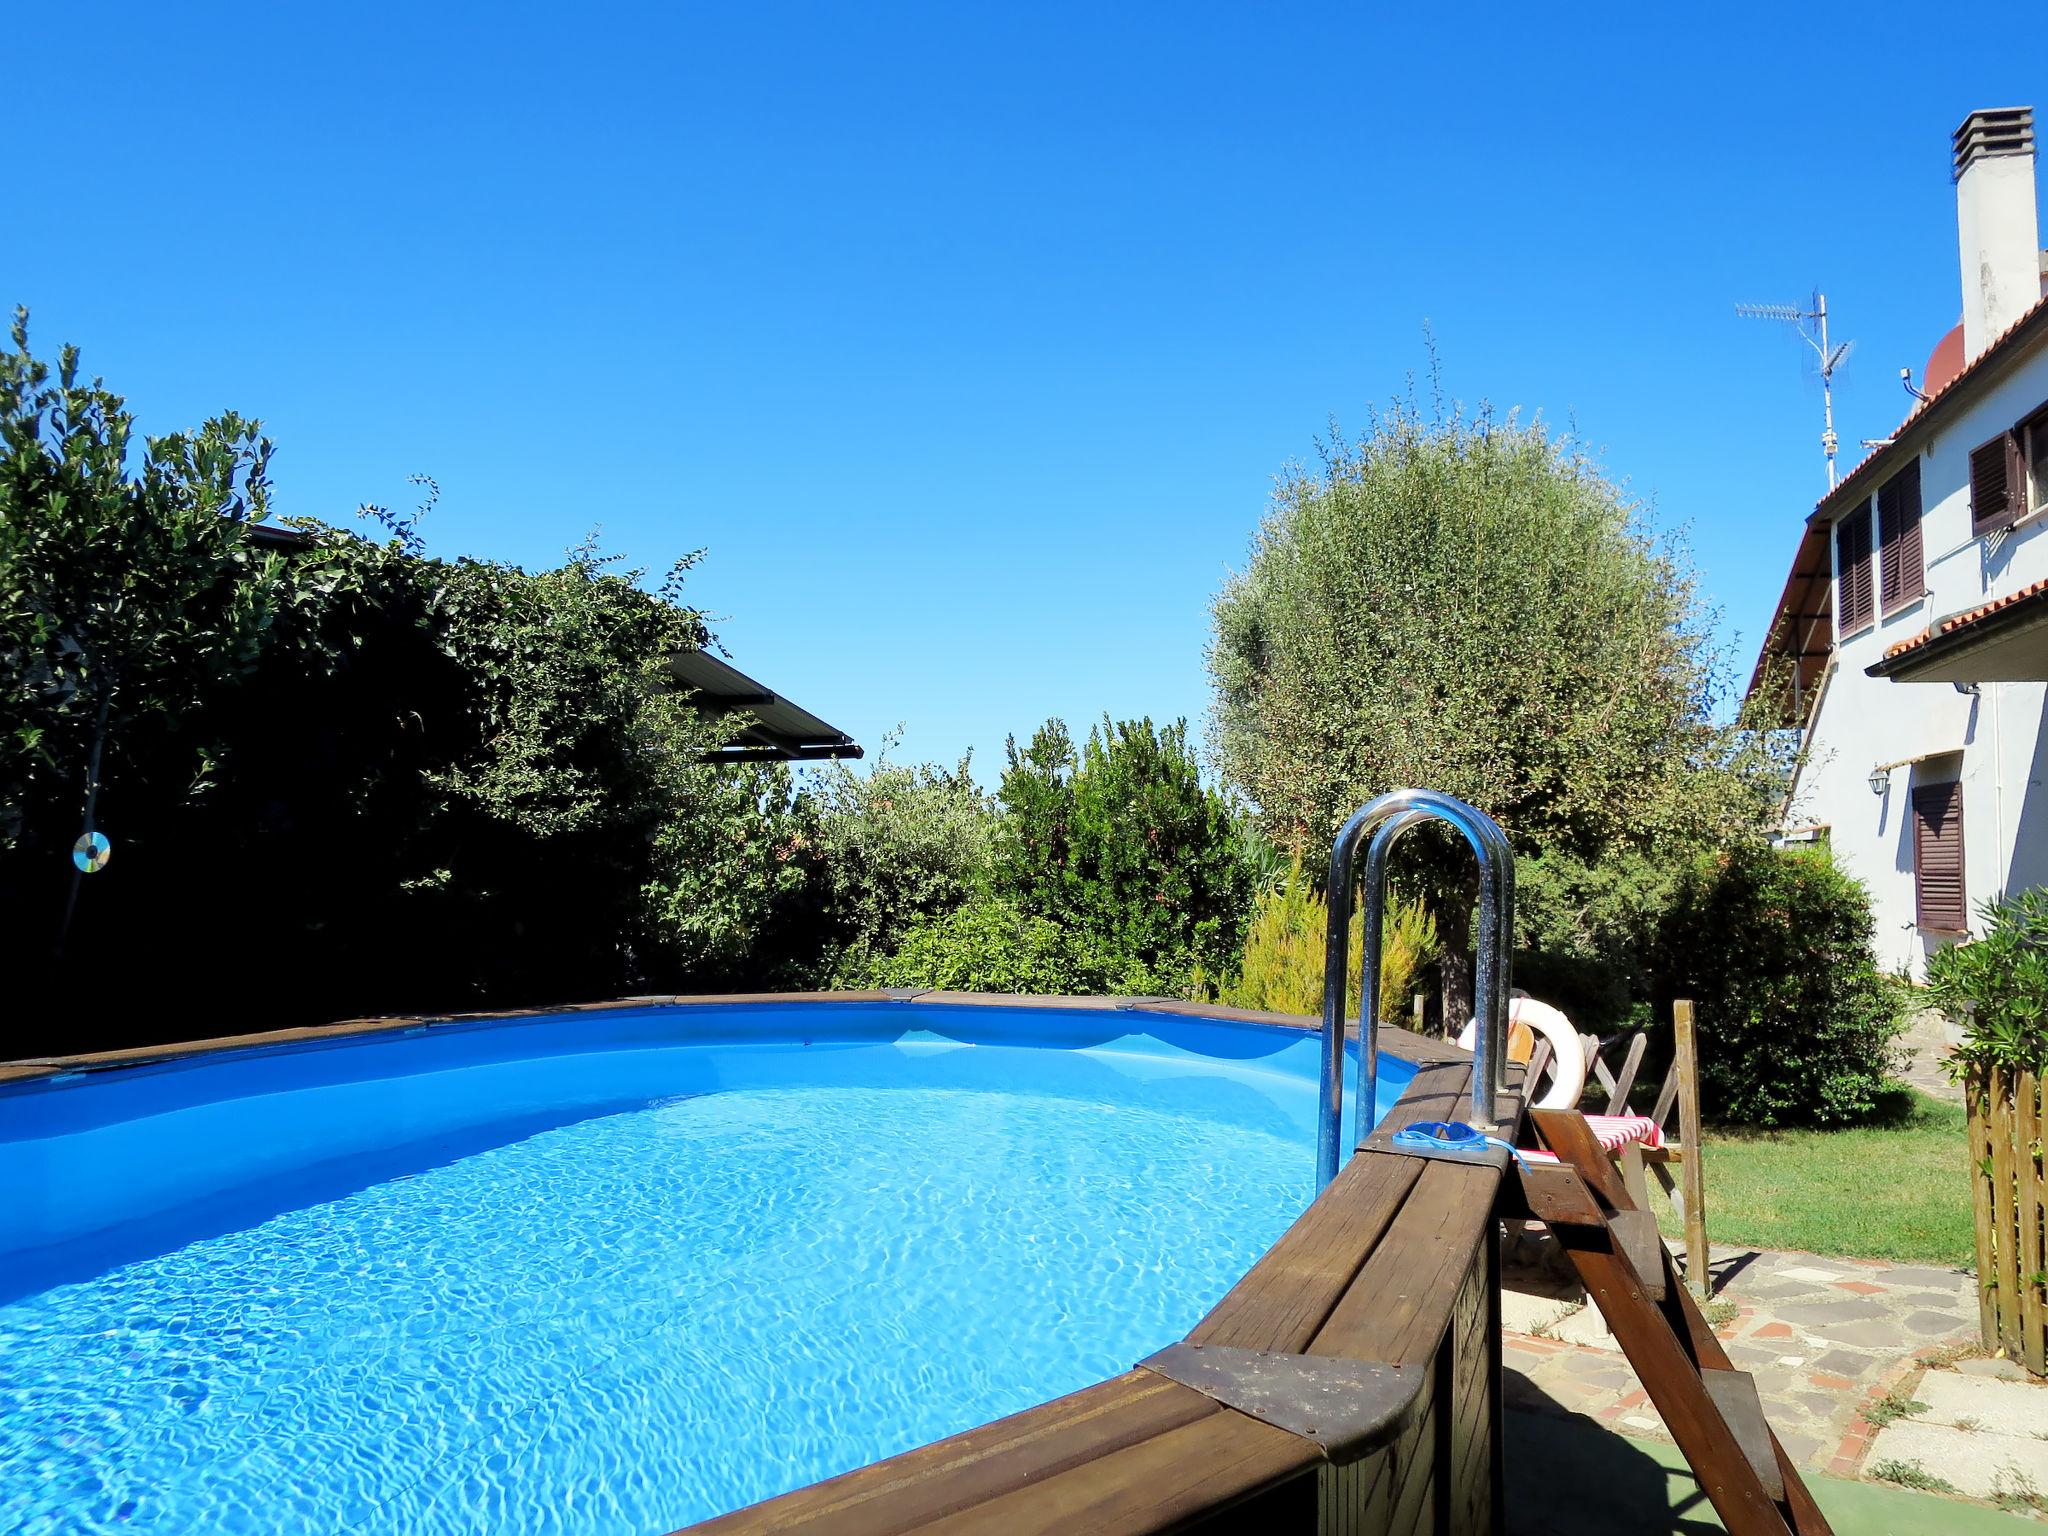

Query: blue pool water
[{"left": 0, "top": 1002, "right": 1411, "bottom": 1535}]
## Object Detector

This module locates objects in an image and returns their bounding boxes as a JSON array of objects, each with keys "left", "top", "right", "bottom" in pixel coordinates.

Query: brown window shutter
[
  {"left": 1835, "top": 508, "right": 1873, "bottom": 632},
  {"left": 2025, "top": 403, "right": 2048, "bottom": 515},
  {"left": 1879, "top": 461, "right": 1924, "bottom": 611},
  {"left": 1912, "top": 780, "right": 1967, "bottom": 931},
  {"left": 1972, "top": 432, "right": 2018, "bottom": 532}
]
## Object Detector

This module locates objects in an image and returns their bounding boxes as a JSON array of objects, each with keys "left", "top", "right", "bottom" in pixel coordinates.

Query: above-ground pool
[{"left": 0, "top": 998, "right": 1416, "bottom": 1536}]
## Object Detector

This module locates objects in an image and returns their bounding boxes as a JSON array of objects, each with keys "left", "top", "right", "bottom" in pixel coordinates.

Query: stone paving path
[
  {"left": 1866, "top": 1362, "right": 2048, "bottom": 1505},
  {"left": 1502, "top": 1239, "right": 1985, "bottom": 1482},
  {"left": 1897, "top": 1006, "right": 1965, "bottom": 1104}
]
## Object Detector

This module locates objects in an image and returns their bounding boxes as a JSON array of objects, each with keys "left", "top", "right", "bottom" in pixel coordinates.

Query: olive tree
[{"left": 1208, "top": 391, "right": 1782, "bottom": 1018}]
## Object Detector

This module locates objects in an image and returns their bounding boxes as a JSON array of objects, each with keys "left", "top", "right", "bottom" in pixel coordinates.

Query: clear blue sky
[{"left": 11, "top": 4, "right": 2043, "bottom": 781}]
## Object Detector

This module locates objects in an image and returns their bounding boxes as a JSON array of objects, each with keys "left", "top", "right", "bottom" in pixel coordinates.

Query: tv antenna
[{"left": 1736, "top": 292, "right": 1853, "bottom": 489}]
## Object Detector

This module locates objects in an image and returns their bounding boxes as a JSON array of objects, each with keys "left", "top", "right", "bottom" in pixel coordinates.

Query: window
[
  {"left": 1877, "top": 460, "right": 1923, "bottom": 613},
  {"left": 1972, "top": 401, "right": 2048, "bottom": 534},
  {"left": 2026, "top": 405, "right": 2048, "bottom": 517},
  {"left": 1911, "top": 780, "right": 1966, "bottom": 932},
  {"left": 1835, "top": 506, "right": 1873, "bottom": 634},
  {"left": 1971, "top": 431, "right": 2018, "bottom": 533}
]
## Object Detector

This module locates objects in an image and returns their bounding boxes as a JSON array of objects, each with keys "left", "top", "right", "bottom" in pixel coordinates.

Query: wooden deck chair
[{"left": 1520, "top": 1002, "right": 1711, "bottom": 1297}]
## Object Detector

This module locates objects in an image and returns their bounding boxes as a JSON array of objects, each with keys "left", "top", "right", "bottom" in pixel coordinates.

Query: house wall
[{"left": 1792, "top": 343, "right": 2048, "bottom": 978}]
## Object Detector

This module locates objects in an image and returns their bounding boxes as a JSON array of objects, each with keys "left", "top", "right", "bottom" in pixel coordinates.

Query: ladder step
[
  {"left": 1512, "top": 1163, "right": 1607, "bottom": 1226},
  {"left": 1525, "top": 1106, "right": 1833, "bottom": 1536},
  {"left": 1610, "top": 1208, "right": 1668, "bottom": 1302},
  {"left": 1703, "top": 1367, "right": 1788, "bottom": 1503}
]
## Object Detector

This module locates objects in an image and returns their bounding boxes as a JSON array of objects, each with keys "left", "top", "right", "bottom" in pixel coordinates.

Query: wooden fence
[{"left": 1966, "top": 1065, "right": 2046, "bottom": 1376}]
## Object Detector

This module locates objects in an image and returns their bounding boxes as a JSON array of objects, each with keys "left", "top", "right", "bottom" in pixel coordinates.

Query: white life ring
[{"left": 1458, "top": 996, "right": 1586, "bottom": 1111}]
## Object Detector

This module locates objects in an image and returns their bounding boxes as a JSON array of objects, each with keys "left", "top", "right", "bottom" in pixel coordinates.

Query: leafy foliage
[
  {"left": 1513, "top": 847, "right": 1676, "bottom": 1031},
  {"left": 1207, "top": 390, "right": 1786, "bottom": 862},
  {"left": 853, "top": 898, "right": 1113, "bottom": 994},
  {"left": 808, "top": 742, "right": 992, "bottom": 984},
  {"left": 0, "top": 310, "right": 790, "bottom": 1045},
  {"left": 990, "top": 716, "right": 1252, "bottom": 994},
  {"left": 1655, "top": 842, "right": 1907, "bottom": 1126},
  {"left": 0, "top": 309, "right": 283, "bottom": 934},
  {"left": 1219, "top": 862, "right": 1439, "bottom": 1022},
  {"left": 1925, "top": 888, "right": 2048, "bottom": 1074},
  {"left": 644, "top": 763, "right": 826, "bottom": 990}
]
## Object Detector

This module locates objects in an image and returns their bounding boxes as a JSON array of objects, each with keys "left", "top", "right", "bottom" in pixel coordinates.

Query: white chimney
[{"left": 1954, "top": 107, "right": 2040, "bottom": 362}]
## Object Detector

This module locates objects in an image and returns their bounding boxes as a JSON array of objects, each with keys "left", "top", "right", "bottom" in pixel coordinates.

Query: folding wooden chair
[{"left": 1520, "top": 1000, "right": 1711, "bottom": 1297}]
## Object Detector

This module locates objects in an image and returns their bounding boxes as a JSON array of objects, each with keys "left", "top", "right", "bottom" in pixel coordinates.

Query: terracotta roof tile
[
  {"left": 1812, "top": 292, "right": 2048, "bottom": 524},
  {"left": 1881, "top": 576, "right": 2048, "bottom": 659}
]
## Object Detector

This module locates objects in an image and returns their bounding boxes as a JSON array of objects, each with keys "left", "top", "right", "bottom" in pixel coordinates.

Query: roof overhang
[
  {"left": 1804, "top": 294, "right": 2048, "bottom": 533},
  {"left": 1867, "top": 582, "right": 2048, "bottom": 683},
  {"left": 1745, "top": 520, "right": 1835, "bottom": 726},
  {"left": 1748, "top": 293, "right": 2048, "bottom": 718},
  {"left": 666, "top": 649, "right": 863, "bottom": 762}
]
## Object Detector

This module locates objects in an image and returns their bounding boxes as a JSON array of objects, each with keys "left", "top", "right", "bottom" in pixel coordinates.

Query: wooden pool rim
[{"left": 2, "top": 991, "right": 1523, "bottom": 1535}]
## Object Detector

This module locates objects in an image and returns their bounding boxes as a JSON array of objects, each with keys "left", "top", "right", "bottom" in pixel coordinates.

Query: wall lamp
[{"left": 1868, "top": 764, "right": 1891, "bottom": 796}]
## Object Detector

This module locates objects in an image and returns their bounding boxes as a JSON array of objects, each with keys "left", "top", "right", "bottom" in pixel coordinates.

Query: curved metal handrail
[{"left": 1316, "top": 789, "right": 1515, "bottom": 1188}]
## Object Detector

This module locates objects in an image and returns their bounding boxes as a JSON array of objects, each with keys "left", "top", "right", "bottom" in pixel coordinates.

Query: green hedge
[{"left": 1655, "top": 842, "right": 1907, "bottom": 1126}]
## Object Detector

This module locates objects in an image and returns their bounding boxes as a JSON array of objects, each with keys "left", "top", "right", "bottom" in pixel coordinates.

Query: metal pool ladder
[{"left": 1315, "top": 788, "right": 1515, "bottom": 1189}]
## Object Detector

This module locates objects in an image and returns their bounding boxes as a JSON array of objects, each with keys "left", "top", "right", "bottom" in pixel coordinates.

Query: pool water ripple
[{"left": 3, "top": 1054, "right": 1324, "bottom": 1535}]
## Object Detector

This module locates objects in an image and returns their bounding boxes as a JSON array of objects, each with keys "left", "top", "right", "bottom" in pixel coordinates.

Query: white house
[{"left": 1752, "top": 106, "right": 2048, "bottom": 978}]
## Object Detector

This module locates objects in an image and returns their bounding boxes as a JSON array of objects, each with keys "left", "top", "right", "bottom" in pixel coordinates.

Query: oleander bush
[
  {"left": 3, "top": 310, "right": 848, "bottom": 1044},
  {"left": 1925, "top": 889, "right": 2048, "bottom": 1075}
]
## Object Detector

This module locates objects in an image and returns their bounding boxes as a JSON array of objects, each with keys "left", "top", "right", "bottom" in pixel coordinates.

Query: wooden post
[
  {"left": 1990, "top": 1068, "right": 2021, "bottom": 1361},
  {"left": 1674, "top": 999, "right": 1710, "bottom": 1301},
  {"left": 1977, "top": 1065, "right": 2047, "bottom": 1374},
  {"left": 2018, "top": 1070, "right": 2045, "bottom": 1376},
  {"left": 1966, "top": 1068, "right": 2000, "bottom": 1347}
]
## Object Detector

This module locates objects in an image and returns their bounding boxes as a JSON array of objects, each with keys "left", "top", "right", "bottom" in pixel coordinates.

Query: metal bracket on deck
[{"left": 1137, "top": 1343, "right": 1424, "bottom": 1464}]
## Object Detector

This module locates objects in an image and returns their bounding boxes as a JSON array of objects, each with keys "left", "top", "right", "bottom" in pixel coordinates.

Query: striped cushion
[{"left": 1519, "top": 1114, "right": 1664, "bottom": 1164}]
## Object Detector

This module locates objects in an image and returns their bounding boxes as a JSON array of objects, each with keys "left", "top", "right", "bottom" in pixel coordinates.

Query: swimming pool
[{"left": 0, "top": 998, "right": 1416, "bottom": 1536}]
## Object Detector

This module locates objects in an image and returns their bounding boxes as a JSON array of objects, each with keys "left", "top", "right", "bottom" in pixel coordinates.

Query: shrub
[
  {"left": 1220, "top": 863, "right": 1439, "bottom": 1022},
  {"left": 1, "top": 313, "right": 825, "bottom": 1044},
  {"left": 1, "top": 309, "right": 284, "bottom": 951},
  {"left": 989, "top": 716, "right": 1252, "bottom": 994},
  {"left": 644, "top": 762, "right": 827, "bottom": 991},
  {"left": 1925, "top": 888, "right": 2048, "bottom": 1075},
  {"left": 852, "top": 899, "right": 1115, "bottom": 995},
  {"left": 809, "top": 744, "right": 992, "bottom": 984},
  {"left": 1654, "top": 841, "right": 1907, "bottom": 1126}
]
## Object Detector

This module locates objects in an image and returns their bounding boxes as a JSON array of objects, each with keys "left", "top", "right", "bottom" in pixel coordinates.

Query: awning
[
  {"left": 667, "top": 649, "right": 863, "bottom": 763},
  {"left": 1866, "top": 579, "right": 2048, "bottom": 684},
  {"left": 1746, "top": 521, "right": 1835, "bottom": 725}
]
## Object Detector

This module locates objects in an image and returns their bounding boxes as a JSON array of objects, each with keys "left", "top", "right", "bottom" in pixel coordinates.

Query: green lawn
[{"left": 1651, "top": 1088, "right": 1976, "bottom": 1267}]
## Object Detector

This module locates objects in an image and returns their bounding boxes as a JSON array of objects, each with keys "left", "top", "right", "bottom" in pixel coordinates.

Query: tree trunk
[
  {"left": 1438, "top": 949, "right": 1472, "bottom": 1039},
  {"left": 1434, "top": 864, "right": 1479, "bottom": 1039}
]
